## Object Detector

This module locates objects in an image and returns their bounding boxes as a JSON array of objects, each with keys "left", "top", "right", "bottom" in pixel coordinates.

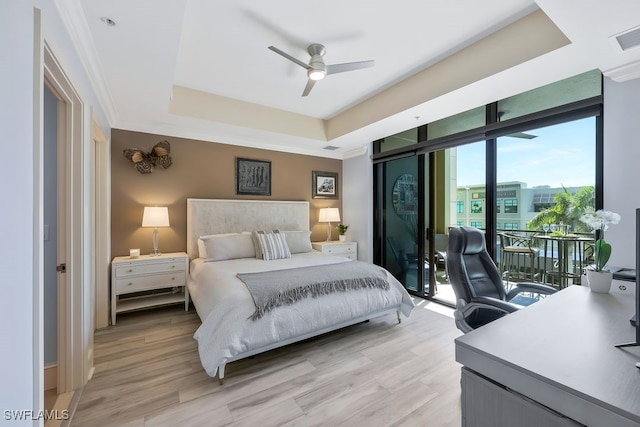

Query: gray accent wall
[{"left": 43, "top": 85, "right": 58, "bottom": 365}]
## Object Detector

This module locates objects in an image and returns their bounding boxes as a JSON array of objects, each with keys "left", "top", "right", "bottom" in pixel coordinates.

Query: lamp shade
[
  {"left": 142, "top": 206, "right": 170, "bottom": 227},
  {"left": 319, "top": 207, "right": 340, "bottom": 223}
]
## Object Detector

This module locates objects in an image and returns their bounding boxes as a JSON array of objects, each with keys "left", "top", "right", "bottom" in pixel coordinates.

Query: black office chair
[{"left": 446, "top": 226, "right": 557, "bottom": 333}]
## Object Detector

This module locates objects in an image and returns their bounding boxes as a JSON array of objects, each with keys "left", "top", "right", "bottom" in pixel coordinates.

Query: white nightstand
[
  {"left": 111, "top": 252, "right": 189, "bottom": 325},
  {"left": 312, "top": 241, "right": 358, "bottom": 260}
]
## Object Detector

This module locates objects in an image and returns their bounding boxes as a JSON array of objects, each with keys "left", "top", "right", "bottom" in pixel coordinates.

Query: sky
[{"left": 456, "top": 117, "right": 596, "bottom": 189}]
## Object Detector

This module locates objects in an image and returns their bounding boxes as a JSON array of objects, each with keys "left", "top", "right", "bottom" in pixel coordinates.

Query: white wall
[
  {"left": 0, "top": 0, "right": 110, "bottom": 419},
  {"left": 1, "top": 1, "right": 38, "bottom": 421},
  {"left": 343, "top": 146, "right": 373, "bottom": 262},
  {"left": 603, "top": 77, "right": 640, "bottom": 270}
]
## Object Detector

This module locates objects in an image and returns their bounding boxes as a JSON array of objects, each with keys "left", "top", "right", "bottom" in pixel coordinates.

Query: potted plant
[
  {"left": 335, "top": 224, "right": 349, "bottom": 242},
  {"left": 580, "top": 209, "right": 621, "bottom": 293}
]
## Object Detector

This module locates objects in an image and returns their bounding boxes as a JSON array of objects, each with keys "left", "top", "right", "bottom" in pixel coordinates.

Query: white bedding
[{"left": 188, "top": 251, "right": 414, "bottom": 377}]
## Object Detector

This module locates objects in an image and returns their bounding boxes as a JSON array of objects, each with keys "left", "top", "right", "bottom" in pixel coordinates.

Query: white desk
[{"left": 455, "top": 285, "right": 640, "bottom": 427}]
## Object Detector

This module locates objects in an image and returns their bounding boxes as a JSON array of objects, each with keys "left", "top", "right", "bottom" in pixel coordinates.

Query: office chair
[{"left": 446, "top": 226, "right": 557, "bottom": 333}]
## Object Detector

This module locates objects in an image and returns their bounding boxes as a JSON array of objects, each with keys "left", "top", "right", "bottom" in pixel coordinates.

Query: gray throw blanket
[{"left": 237, "top": 261, "right": 390, "bottom": 320}]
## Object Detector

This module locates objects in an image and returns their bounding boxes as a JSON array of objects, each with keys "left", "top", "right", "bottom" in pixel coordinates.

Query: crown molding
[
  {"left": 53, "top": 0, "right": 118, "bottom": 125},
  {"left": 603, "top": 59, "right": 640, "bottom": 82}
]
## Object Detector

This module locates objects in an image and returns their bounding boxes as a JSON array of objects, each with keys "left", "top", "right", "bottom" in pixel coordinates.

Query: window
[
  {"left": 471, "top": 200, "right": 483, "bottom": 214},
  {"left": 504, "top": 199, "right": 518, "bottom": 214},
  {"left": 496, "top": 199, "right": 501, "bottom": 214},
  {"left": 504, "top": 222, "right": 518, "bottom": 230},
  {"left": 457, "top": 201, "right": 464, "bottom": 213},
  {"left": 457, "top": 221, "right": 464, "bottom": 227},
  {"left": 471, "top": 221, "right": 483, "bottom": 228}
]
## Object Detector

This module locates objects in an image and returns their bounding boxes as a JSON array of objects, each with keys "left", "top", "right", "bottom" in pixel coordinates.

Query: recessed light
[{"left": 100, "top": 17, "right": 116, "bottom": 27}]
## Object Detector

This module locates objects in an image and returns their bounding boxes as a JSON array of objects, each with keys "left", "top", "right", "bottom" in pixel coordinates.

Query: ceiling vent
[
  {"left": 323, "top": 145, "right": 340, "bottom": 150},
  {"left": 611, "top": 25, "right": 640, "bottom": 52}
]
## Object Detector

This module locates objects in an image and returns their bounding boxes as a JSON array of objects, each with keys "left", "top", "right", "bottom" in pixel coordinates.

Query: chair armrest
[
  {"left": 464, "top": 296, "right": 520, "bottom": 315},
  {"left": 506, "top": 282, "right": 557, "bottom": 301}
]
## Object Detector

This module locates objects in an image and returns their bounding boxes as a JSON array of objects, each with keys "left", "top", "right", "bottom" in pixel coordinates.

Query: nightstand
[
  {"left": 111, "top": 252, "right": 189, "bottom": 325},
  {"left": 312, "top": 241, "right": 358, "bottom": 260}
]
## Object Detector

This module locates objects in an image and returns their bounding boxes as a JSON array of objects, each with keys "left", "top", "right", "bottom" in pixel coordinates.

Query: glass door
[{"left": 375, "top": 155, "right": 426, "bottom": 295}]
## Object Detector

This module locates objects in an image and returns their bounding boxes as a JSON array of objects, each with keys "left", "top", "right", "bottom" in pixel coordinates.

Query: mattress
[{"left": 188, "top": 251, "right": 414, "bottom": 377}]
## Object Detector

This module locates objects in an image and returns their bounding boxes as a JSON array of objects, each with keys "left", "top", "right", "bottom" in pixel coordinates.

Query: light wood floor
[{"left": 71, "top": 298, "right": 463, "bottom": 426}]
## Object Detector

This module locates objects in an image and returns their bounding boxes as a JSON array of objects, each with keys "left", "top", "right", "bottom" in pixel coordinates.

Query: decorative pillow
[
  {"left": 282, "top": 230, "right": 312, "bottom": 254},
  {"left": 254, "top": 230, "right": 291, "bottom": 261},
  {"left": 198, "top": 233, "right": 256, "bottom": 261}
]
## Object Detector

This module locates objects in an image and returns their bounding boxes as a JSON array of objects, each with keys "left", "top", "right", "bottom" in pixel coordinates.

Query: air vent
[
  {"left": 323, "top": 145, "right": 339, "bottom": 150},
  {"left": 612, "top": 25, "right": 640, "bottom": 51}
]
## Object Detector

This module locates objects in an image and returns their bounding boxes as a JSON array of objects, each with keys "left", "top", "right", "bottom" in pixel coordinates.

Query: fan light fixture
[
  {"left": 308, "top": 69, "right": 326, "bottom": 81},
  {"left": 268, "top": 43, "right": 374, "bottom": 96}
]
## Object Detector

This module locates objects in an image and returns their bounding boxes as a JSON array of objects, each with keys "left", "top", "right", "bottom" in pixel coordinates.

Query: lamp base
[
  {"left": 326, "top": 222, "right": 332, "bottom": 242},
  {"left": 150, "top": 227, "right": 162, "bottom": 256}
]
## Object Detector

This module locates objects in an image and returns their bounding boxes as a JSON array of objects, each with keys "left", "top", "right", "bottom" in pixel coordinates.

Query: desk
[
  {"left": 536, "top": 234, "right": 593, "bottom": 288},
  {"left": 456, "top": 286, "right": 640, "bottom": 426}
]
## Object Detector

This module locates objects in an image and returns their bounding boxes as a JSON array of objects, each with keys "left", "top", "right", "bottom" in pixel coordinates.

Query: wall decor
[
  {"left": 312, "top": 171, "right": 338, "bottom": 199},
  {"left": 123, "top": 140, "right": 172, "bottom": 174},
  {"left": 236, "top": 157, "right": 271, "bottom": 196},
  {"left": 392, "top": 173, "right": 418, "bottom": 219}
]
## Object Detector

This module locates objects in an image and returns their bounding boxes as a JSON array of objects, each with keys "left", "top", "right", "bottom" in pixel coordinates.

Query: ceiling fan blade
[
  {"left": 302, "top": 79, "right": 316, "bottom": 97},
  {"left": 326, "top": 60, "right": 375, "bottom": 75},
  {"left": 268, "top": 46, "right": 311, "bottom": 70},
  {"left": 508, "top": 132, "right": 537, "bottom": 139}
]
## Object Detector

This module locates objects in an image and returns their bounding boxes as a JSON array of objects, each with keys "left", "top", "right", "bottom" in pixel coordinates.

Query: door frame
[
  {"left": 92, "top": 113, "right": 110, "bottom": 330},
  {"left": 41, "top": 40, "right": 90, "bottom": 393}
]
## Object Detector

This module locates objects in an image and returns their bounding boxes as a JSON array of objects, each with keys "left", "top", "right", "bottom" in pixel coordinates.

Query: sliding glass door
[{"left": 376, "top": 155, "right": 427, "bottom": 294}]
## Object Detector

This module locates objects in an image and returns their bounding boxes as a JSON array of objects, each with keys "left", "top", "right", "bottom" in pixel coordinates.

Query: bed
[{"left": 186, "top": 198, "right": 415, "bottom": 384}]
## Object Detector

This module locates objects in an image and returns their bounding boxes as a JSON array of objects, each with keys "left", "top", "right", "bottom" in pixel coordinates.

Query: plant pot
[
  {"left": 339, "top": 235, "right": 346, "bottom": 242},
  {"left": 586, "top": 269, "right": 612, "bottom": 293}
]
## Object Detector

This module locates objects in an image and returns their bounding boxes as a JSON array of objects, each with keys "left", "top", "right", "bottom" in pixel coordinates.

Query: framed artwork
[
  {"left": 236, "top": 157, "right": 271, "bottom": 196},
  {"left": 312, "top": 171, "right": 338, "bottom": 199}
]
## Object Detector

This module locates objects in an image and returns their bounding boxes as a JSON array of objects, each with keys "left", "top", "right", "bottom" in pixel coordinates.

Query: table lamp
[
  {"left": 142, "top": 206, "right": 170, "bottom": 256},
  {"left": 319, "top": 207, "right": 340, "bottom": 242}
]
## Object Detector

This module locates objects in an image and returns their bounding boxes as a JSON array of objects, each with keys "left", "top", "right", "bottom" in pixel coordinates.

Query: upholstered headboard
[{"left": 186, "top": 198, "right": 310, "bottom": 259}]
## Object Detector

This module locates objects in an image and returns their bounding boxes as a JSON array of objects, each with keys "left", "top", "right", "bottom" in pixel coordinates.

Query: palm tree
[{"left": 527, "top": 186, "right": 595, "bottom": 233}]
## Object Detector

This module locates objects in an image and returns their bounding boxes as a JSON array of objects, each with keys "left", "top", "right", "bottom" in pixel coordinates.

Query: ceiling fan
[{"left": 268, "top": 43, "right": 375, "bottom": 97}]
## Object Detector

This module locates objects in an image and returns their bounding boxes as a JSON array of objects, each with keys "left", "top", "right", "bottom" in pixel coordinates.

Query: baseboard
[{"left": 44, "top": 363, "right": 57, "bottom": 391}]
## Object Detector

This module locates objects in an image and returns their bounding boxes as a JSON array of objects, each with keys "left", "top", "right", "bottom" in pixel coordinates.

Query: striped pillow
[{"left": 254, "top": 230, "right": 291, "bottom": 261}]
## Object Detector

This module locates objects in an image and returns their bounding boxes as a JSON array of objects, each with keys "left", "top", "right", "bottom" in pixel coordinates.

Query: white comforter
[{"left": 188, "top": 251, "right": 414, "bottom": 377}]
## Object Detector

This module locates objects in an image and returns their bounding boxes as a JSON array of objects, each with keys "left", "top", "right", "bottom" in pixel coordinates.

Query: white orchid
[
  {"left": 580, "top": 209, "right": 621, "bottom": 271},
  {"left": 580, "top": 209, "right": 621, "bottom": 231}
]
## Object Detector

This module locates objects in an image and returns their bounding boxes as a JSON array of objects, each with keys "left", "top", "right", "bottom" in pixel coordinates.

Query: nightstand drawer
[
  {"left": 324, "top": 246, "right": 355, "bottom": 255},
  {"left": 115, "top": 272, "right": 185, "bottom": 294},
  {"left": 115, "top": 260, "right": 185, "bottom": 278},
  {"left": 312, "top": 242, "right": 357, "bottom": 260}
]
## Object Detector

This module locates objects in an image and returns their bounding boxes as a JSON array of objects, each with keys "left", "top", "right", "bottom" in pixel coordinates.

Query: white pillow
[
  {"left": 197, "top": 232, "right": 241, "bottom": 258},
  {"left": 254, "top": 230, "right": 291, "bottom": 261},
  {"left": 282, "top": 230, "right": 312, "bottom": 254},
  {"left": 198, "top": 233, "right": 256, "bottom": 261}
]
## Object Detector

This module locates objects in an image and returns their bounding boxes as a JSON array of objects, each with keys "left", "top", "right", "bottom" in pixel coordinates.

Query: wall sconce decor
[{"left": 123, "top": 140, "right": 172, "bottom": 174}]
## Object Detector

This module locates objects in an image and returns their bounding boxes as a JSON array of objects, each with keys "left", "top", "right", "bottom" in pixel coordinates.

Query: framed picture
[
  {"left": 236, "top": 157, "right": 271, "bottom": 196},
  {"left": 312, "top": 171, "right": 338, "bottom": 199}
]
